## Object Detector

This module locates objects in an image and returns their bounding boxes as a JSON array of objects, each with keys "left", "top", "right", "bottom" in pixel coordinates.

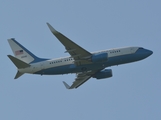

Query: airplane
[{"left": 7, "top": 23, "right": 153, "bottom": 89}]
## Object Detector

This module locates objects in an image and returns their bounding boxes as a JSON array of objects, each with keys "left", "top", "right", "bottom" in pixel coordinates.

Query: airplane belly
[{"left": 34, "top": 63, "right": 107, "bottom": 75}]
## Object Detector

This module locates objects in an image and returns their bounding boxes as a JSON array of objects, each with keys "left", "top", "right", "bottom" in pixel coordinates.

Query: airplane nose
[
  {"left": 143, "top": 49, "right": 153, "bottom": 58},
  {"left": 136, "top": 48, "right": 153, "bottom": 60},
  {"left": 149, "top": 50, "right": 153, "bottom": 55},
  {"left": 146, "top": 49, "right": 153, "bottom": 56}
]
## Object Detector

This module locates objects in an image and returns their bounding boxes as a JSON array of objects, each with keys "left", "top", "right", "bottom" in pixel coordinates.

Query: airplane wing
[
  {"left": 47, "top": 23, "right": 92, "bottom": 65},
  {"left": 62, "top": 70, "right": 98, "bottom": 89}
]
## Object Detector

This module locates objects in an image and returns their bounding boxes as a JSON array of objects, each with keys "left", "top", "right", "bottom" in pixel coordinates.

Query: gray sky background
[{"left": 1, "top": 0, "right": 161, "bottom": 120}]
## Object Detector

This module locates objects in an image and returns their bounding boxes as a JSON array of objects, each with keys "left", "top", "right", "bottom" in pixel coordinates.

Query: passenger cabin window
[{"left": 110, "top": 50, "right": 120, "bottom": 54}]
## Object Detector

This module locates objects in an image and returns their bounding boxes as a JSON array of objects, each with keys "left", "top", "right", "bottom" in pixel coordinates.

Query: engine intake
[
  {"left": 93, "top": 69, "right": 112, "bottom": 79},
  {"left": 92, "top": 53, "right": 108, "bottom": 63}
]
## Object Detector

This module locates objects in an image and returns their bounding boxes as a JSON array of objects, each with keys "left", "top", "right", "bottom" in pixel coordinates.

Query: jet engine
[
  {"left": 93, "top": 69, "right": 112, "bottom": 79},
  {"left": 92, "top": 53, "right": 108, "bottom": 63}
]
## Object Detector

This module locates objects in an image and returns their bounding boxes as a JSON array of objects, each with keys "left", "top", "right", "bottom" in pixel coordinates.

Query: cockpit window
[{"left": 139, "top": 47, "right": 144, "bottom": 49}]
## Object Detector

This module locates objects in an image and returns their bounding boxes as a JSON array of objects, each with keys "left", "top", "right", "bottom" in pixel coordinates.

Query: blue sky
[{"left": 1, "top": 0, "right": 161, "bottom": 120}]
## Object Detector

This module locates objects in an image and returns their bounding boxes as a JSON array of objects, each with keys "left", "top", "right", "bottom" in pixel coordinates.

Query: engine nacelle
[
  {"left": 93, "top": 69, "right": 112, "bottom": 79},
  {"left": 92, "top": 53, "right": 108, "bottom": 63}
]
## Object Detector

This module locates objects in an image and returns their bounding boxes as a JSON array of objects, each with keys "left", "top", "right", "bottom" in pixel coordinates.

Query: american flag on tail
[{"left": 15, "top": 50, "right": 23, "bottom": 55}]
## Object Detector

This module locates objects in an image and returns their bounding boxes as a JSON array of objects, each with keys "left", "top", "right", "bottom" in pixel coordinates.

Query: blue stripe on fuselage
[
  {"left": 34, "top": 62, "right": 105, "bottom": 75},
  {"left": 34, "top": 48, "right": 151, "bottom": 75}
]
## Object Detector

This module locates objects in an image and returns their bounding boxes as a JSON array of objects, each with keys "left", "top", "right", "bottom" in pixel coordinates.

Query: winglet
[
  {"left": 63, "top": 81, "right": 71, "bottom": 89},
  {"left": 46, "top": 22, "right": 57, "bottom": 34}
]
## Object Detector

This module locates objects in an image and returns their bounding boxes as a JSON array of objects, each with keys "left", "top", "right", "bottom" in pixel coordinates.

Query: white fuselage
[{"left": 19, "top": 47, "right": 139, "bottom": 74}]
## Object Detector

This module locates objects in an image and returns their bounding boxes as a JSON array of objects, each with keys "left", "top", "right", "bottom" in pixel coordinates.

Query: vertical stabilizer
[{"left": 8, "top": 38, "right": 40, "bottom": 63}]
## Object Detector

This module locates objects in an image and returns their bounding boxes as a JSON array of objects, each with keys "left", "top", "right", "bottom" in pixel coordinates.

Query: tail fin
[{"left": 8, "top": 38, "right": 41, "bottom": 63}]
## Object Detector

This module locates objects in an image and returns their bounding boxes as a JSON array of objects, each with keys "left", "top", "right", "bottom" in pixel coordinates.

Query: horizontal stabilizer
[
  {"left": 7, "top": 55, "right": 30, "bottom": 69},
  {"left": 14, "top": 71, "right": 24, "bottom": 79}
]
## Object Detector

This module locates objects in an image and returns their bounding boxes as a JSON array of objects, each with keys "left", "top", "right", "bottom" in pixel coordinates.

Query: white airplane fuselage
[{"left": 19, "top": 47, "right": 152, "bottom": 75}]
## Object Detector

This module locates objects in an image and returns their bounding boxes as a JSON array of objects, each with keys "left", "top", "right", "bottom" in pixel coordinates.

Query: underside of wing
[
  {"left": 47, "top": 23, "right": 92, "bottom": 65},
  {"left": 63, "top": 70, "right": 99, "bottom": 89}
]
